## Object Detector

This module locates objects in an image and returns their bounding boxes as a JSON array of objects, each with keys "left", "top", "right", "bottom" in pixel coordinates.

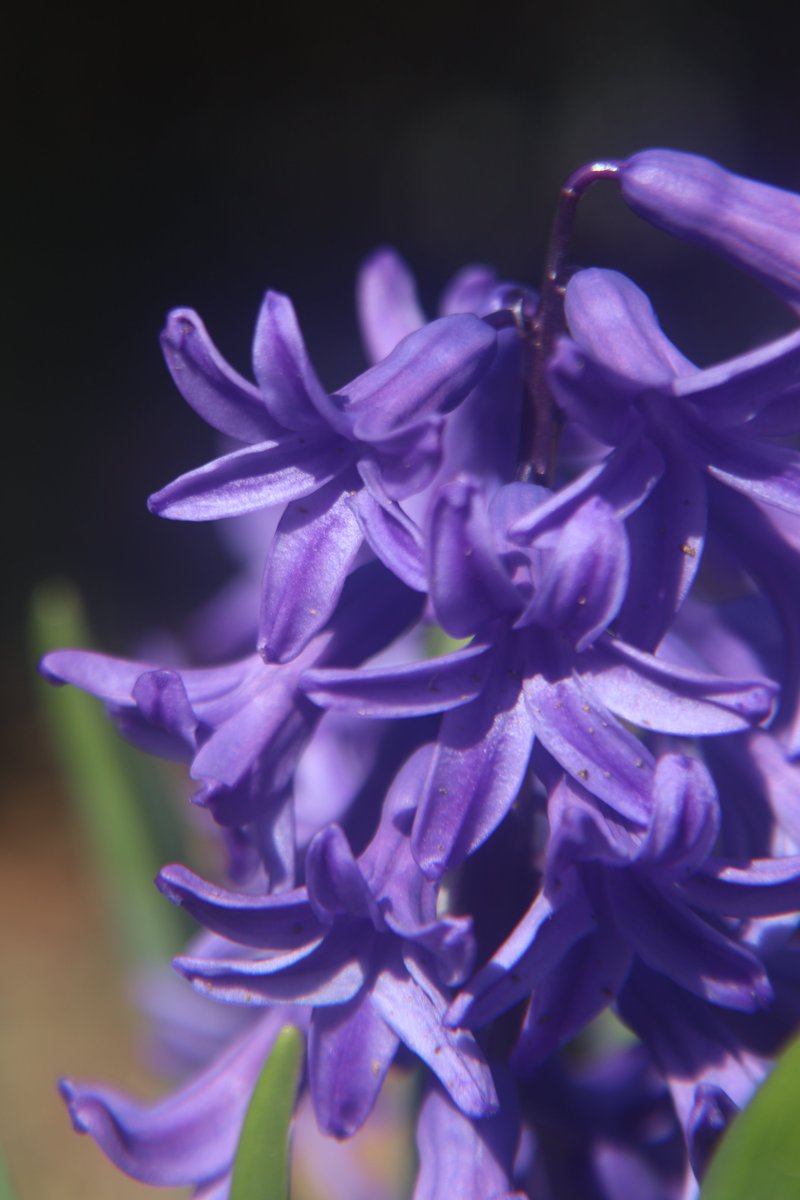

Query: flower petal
[
  {"left": 524, "top": 670, "right": 655, "bottom": 823},
  {"left": 583, "top": 637, "right": 778, "bottom": 736},
  {"left": 258, "top": 476, "right": 364, "bottom": 663},
  {"left": 302, "top": 641, "right": 493, "bottom": 718},
  {"left": 252, "top": 291, "right": 329, "bottom": 431},
  {"left": 412, "top": 644, "right": 535, "bottom": 878},
  {"left": 564, "top": 268, "right": 695, "bottom": 384},
  {"left": 175, "top": 924, "right": 371, "bottom": 1006},
  {"left": 524, "top": 496, "right": 629, "bottom": 650},
  {"left": 446, "top": 871, "right": 597, "bottom": 1030},
  {"left": 356, "top": 248, "right": 426, "bottom": 363},
  {"left": 372, "top": 946, "right": 498, "bottom": 1118},
  {"left": 59, "top": 1012, "right": 289, "bottom": 1187},
  {"left": 414, "top": 1075, "right": 520, "bottom": 1200},
  {"left": 620, "top": 149, "right": 800, "bottom": 308},
  {"left": 605, "top": 873, "right": 772, "bottom": 1011},
  {"left": 148, "top": 435, "right": 353, "bottom": 520},
  {"left": 336, "top": 315, "right": 497, "bottom": 441},
  {"left": 161, "top": 308, "right": 281, "bottom": 443},
  {"left": 308, "top": 988, "right": 399, "bottom": 1137},
  {"left": 157, "top": 863, "right": 324, "bottom": 949},
  {"left": 426, "top": 477, "right": 523, "bottom": 638}
]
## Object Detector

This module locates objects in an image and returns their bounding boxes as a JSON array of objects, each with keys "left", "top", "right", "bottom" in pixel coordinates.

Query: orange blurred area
[{"left": 0, "top": 710, "right": 190, "bottom": 1199}]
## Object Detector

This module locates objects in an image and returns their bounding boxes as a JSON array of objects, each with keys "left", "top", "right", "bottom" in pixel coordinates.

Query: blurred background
[{"left": 5, "top": 2, "right": 800, "bottom": 1194}]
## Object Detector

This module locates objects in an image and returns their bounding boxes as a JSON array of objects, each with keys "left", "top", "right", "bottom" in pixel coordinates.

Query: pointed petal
[
  {"left": 366, "top": 416, "right": 445, "bottom": 499},
  {"left": 372, "top": 947, "right": 498, "bottom": 1117},
  {"left": 252, "top": 291, "right": 329, "bottom": 431},
  {"left": 414, "top": 1075, "right": 520, "bottom": 1200},
  {"left": 564, "top": 268, "right": 695, "bottom": 383},
  {"left": 427, "top": 478, "right": 523, "bottom": 637},
  {"left": 157, "top": 863, "right": 324, "bottom": 950},
  {"left": 308, "top": 989, "right": 399, "bottom": 1137},
  {"left": 259, "top": 477, "right": 364, "bottom": 663},
  {"left": 680, "top": 855, "right": 800, "bottom": 917},
  {"left": 160, "top": 308, "right": 280, "bottom": 443},
  {"left": 446, "top": 872, "right": 597, "bottom": 1030},
  {"left": 524, "top": 496, "right": 629, "bottom": 650},
  {"left": 304, "top": 824, "right": 381, "bottom": 925},
  {"left": 335, "top": 315, "right": 497, "bottom": 441},
  {"left": 351, "top": 483, "right": 427, "bottom": 591},
  {"left": 704, "top": 424, "right": 800, "bottom": 515},
  {"left": 510, "top": 429, "right": 664, "bottom": 539},
  {"left": 511, "top": 923, "right": 633, "bottom": 1070},
  {"left": 302, "top": 641, "right": 493, "bottom": 718},
  {"left": 175, "top": 925, "right": 370, "bottom": 1006},
  {"left": 356, "top": 248, "right": 426, "bottom": 363},
  {"left": 583, "top": 637, "right": 778, "bottom": 735},
  {"left": 148, "top": 436, "right": 353, "bottom": 520},
  {"left": 620, "top": 149, "right": 800, "bottom": 307},
  {"left": 675, "top": 326, "right": 800, "bottom": 427},
  {"left": 412, "top": 646, "right": 535, "bottom": 877},
  {"left": 524, "top": 670, "right": 655, "bottom": 823},
  {"left": 605, "top": 873, "right": 772, "bottom": 1010},
  {"left": 614, "top": 454, "right": 706, "bottom": 650},
  {"left": 59, "top": 1012, "right": 288, "bottom": 1186},
  {"left": 637, "top": 754, "right": 720, "bottom": 874}
]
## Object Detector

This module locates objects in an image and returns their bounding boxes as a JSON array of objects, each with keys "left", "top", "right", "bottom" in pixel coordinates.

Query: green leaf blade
[
  {"left": 230, "top": 1025, "right": 304, "bottom": 1200},
  {"left": 700, "top": 1033, "right": 800, "bottom": 1200}
]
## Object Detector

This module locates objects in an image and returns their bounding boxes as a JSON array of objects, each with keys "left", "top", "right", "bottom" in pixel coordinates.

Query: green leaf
[
  {"left": 230, "top": 1026, "right": 304, "bottom": 1200},
  {"left": 29, "top": 581, "right": 186, "bottom": 964},
  {"left": 700, "top": 1032, "right": 800, "bottom": 1200},
  {"left": 0, "top": 1150, "right": 18, "bottom": 1200}
]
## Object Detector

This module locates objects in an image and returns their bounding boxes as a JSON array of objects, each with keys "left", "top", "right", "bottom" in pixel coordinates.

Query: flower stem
[{"left": 518, "top": 160, "right": 621, "bottom": 485}]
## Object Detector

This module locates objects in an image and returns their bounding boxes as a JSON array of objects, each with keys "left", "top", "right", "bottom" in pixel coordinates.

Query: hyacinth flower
[
  {"left": 155, "top": 747, "right": 497, "bottom": 1138},
  {"left": 305, "top": 473, "right": 777, "bottom": 879},
  {"left": 357, "top": 249, "right": 536, "bottom": 490},
  {"left": 447, "top": 750, "right": 800, "bottom": 1053},
  {"left": 149, "top": 292, "right": 498, "bottom": 663},
  {"left": 41, "top": 562, "right": 422, "bottom": 886},
  {"left": 61, "top": 1005, "right": 300, "bottom": 1197},
  {"left": 44, "top": 149, "right": 800, "bottom": 1200},
  {"left": 548, "top": 267, "right": 800, "bottom": 651},
  {"left": 616, "top": 149, "right": 800, "bottom": 311}
]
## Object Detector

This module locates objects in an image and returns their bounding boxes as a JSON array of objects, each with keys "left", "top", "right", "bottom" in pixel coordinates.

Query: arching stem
[{"left": 518, "top": 160, "right": 621, "bottom": 485}]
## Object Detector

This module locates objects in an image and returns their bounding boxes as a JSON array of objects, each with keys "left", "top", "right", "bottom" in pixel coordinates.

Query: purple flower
[
  {"left": 149, "top": 293, "right": 497, "bottom": 661},
  {"left": 549, "top": 267, "right": 800, "bottom": 649},
  {"left": 618, "top": 149, "right": 800, "bottom": 310},
  {"left": 60, "top": 1008, "right": 299, "bottom": 1195},
  {"left": 305, "top": 475, "right": 776, "bottom": 878},
  {"left": 156, "top": 748, "right": 497, "bottom": 1137},
  {"left": 41, "top": 562, "right": 422, "bottom": 886},
  {"left": 447, "top": 752, "right": 800, "bottom": 1064}
]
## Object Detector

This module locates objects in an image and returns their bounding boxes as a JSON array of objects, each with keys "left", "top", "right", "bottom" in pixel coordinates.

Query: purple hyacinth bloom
[
  {"left": 447, "top": 751, "right": 800, "bottom": 1066},
  {"left": 549, "top": 266, "right": 800, "bottom": 649},
  {"left": 41, "top": 562, "right": 422, "bottom": 886},
  {"left": 60, "top": 1008, "right": 300, "bottom": 1196},
  {"left": 156, "top": 748, "right": 497, "bottom": 1137},
  {"left": 305, "top": 474, "right": 776, "bottom": 878},
  {"left": 618, "top": 149, "right": 800, "bottom": 309},
  {"left": 149, "top": 292, "right": 497, "bottom": 662}
]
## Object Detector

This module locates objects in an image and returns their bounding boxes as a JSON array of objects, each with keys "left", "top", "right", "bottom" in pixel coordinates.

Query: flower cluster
[{"left": 43, "top": 149, "right": 800, "bottom": 1198}]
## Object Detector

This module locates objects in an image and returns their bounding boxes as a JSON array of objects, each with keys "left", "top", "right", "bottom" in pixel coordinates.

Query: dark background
[{"left": 4, "top": 6, "right": 800, "bottom": 1195}]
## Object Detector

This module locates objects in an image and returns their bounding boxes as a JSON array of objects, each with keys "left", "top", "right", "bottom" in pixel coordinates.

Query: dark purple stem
[{"left": 518, "top": 160, "right": 622, "bottom": 484}]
